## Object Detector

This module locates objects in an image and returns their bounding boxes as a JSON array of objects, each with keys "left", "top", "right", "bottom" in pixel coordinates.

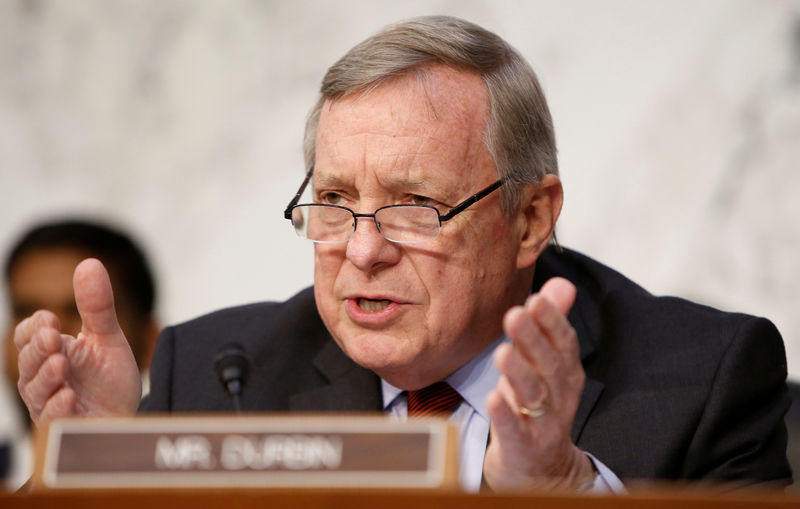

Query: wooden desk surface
[{"left": 2, "top": 487, "right": 799, "bottom": 509}]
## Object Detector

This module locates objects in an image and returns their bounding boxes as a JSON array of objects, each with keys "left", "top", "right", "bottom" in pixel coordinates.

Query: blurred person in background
[{"left": 0, "top": 218, "right": 158, "bottom": 491}]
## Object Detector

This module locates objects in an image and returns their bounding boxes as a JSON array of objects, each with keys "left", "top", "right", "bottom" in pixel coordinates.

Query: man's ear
[{"left": 515, "top": 174, "right": 563, "bottom": 269}]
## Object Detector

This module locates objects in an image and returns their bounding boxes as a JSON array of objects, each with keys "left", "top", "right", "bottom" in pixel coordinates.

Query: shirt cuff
[{"left": 580, "top": 452, "right": 627, "bottom": 494}]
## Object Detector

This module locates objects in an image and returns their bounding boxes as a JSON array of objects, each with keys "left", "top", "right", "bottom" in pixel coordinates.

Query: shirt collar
[{"left": 381, "top": 335, "right": 506, "bottom": 420}]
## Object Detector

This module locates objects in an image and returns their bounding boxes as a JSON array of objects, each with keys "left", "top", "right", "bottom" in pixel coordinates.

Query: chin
[
  {"left": 353, "top": 348, "right": 448, "bottom": 391},
  {"left": 340, "top": 338, "right": 420, "bottom": 381},
  {"left": 347, "top": 342, "right": 407, "bottom": 370}
]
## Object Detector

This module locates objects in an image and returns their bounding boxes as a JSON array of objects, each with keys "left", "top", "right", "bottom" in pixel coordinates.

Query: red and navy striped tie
[{"left": 407, "top": 382, "right": 462, "bottom": 417}]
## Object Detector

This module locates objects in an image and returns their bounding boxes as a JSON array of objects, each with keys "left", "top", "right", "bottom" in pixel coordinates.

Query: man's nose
[{"left": 345, "top": 215, "right": 401, "bottom": 271}]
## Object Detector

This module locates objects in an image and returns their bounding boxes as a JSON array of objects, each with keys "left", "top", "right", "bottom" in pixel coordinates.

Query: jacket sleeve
[
  {"left": 138, "top": 325, "right": 177, "bottom": 413},
  {"left": 682, "top": 316, "right": 792, "bottom": 486}
]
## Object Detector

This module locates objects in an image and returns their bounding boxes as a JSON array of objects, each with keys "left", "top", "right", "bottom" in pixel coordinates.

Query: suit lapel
[
  {"left": 535, "top": 247, "right": 606, "bottom": 443},
  {"left": 288, "top": 337, "right": 383, "bottom": 412},
  {"left": 567, "top": 285, "right": 606, "bottom": 442}
]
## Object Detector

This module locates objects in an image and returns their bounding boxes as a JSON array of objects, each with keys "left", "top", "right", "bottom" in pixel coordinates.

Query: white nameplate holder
[{"left": 33, "top": 414, "right": 459, "bottom": 490}]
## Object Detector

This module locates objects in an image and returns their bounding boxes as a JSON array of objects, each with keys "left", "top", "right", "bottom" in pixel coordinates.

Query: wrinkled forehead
[
  {"left": 320, "top": 64, "right": 489, "bottom": 135},
  {"left": 313, "top": 65, "right": 494, "bottom": 191}
]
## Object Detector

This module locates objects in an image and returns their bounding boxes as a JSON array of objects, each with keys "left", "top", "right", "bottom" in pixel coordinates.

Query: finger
[
  {"left": 14, "top": 310, "right": 60, "bottom": 350},
  {"left": 493, "top": 341, "right": 548, "bottom": 409},
  {"left": 505, "top": 295, "right": 584, "bottom": 414},
  {"left": 38, "top": 386, "right": 78, "bottom": 422},
  {"left": 487, "top": 381, "right": 527, "bottom": 442},
  {"left": 73, "top": 258, "right": 122, "bottom": 337},
  {"left": 17, "top": 327, "right": 64, "bottom": 383},
  {"left": 537, "top": 277, "right": 577, "bottom": 317},
  {"left": 19, "top": 352, "right": 69, "bottom": 417},
  {"left": 503, "top": 305, "right": 562, "bottom": 378},
  {"left": 524, "top": 294, "right": 580, "bottom": 362}
]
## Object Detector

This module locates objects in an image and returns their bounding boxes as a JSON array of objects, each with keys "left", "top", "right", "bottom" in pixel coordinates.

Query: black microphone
[{"left": 214, "top": 342, "right": 249, "bottom": 413}]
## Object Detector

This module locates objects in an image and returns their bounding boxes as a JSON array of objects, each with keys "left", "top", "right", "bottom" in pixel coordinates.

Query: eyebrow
[
  {"left": 312, "top": 173, "right": 348, "bottom": 188},
  {"left": 313, "top": 171, "right": 428, "bottom": 191}
]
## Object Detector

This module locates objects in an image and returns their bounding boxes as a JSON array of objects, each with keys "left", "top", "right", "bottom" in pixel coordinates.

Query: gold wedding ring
[{"left": 518, "top": 404, "right": 547, "bottom": 418}]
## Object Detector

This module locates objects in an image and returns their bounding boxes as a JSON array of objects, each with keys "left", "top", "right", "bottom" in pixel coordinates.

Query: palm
[
  {"left": 63, "top": 327, "right": 141, "bottom": 416},
  {"left": 65, "top": 258, "right": 141, "bottom": 416}
]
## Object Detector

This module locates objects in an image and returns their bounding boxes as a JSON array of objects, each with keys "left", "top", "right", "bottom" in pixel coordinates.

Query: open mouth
[{"left": 357, "top": 298, "right": 392, "bottom": 312}]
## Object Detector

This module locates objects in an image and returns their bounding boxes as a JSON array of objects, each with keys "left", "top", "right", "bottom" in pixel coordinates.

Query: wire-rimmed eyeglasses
[{"left": 283, "top": 166, "right": 505, "bottom": 244}]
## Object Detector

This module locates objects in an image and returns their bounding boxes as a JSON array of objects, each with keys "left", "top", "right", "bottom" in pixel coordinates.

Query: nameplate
[{"left": 33, "top": 415, "right": 458, "bottom": 490}]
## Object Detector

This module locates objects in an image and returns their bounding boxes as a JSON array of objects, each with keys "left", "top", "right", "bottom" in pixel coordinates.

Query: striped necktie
[{"left": 407, "top": 381, "right": 462, "bottom": 417}]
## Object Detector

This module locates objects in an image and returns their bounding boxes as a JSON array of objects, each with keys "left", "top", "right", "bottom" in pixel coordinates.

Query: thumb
[
  {"left": 538, "top": 276, "right": 577, "bottom": 317},
  {"left": 73, "top": 258, "right": 123, "bottom": 337}
]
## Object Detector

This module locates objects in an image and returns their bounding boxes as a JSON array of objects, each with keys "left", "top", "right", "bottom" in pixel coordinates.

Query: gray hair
[{"left": 303, "top": 15, "right": 557, "bottom": 215}]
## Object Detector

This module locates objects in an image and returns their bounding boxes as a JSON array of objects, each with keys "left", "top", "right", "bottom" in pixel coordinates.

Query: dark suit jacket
[{"left": 140, "top": 246, "right": 791, "bottom": 485}]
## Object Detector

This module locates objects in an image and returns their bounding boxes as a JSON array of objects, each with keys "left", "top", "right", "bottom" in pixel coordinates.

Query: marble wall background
[{"left": 1, "top": 0, "right": 798, "bottom": 394}]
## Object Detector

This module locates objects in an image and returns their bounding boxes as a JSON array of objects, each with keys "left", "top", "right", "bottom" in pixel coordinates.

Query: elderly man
[{"left": 13, "top": 16, "right": 790, "bottom": 493}]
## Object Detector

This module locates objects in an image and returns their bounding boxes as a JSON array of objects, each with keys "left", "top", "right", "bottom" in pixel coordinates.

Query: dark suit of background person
[{"left": 140, "top": 246, "right": 791, "bottom": 485}]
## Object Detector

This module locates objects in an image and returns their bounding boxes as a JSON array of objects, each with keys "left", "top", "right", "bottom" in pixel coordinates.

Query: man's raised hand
[
  {"left": 14, "top": 258, "right": 142, "bottom": 424},
  {"left": 483, "top": 277, "right": 594, "bottom": 492}
]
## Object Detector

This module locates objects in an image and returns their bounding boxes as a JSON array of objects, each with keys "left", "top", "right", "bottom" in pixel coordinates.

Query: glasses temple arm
[
  {"left": 439, "top": 179, "right": 505, "bottom": 221},
  {"left": 284, "top": 166, "right": 315, "bottom": 219}
]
